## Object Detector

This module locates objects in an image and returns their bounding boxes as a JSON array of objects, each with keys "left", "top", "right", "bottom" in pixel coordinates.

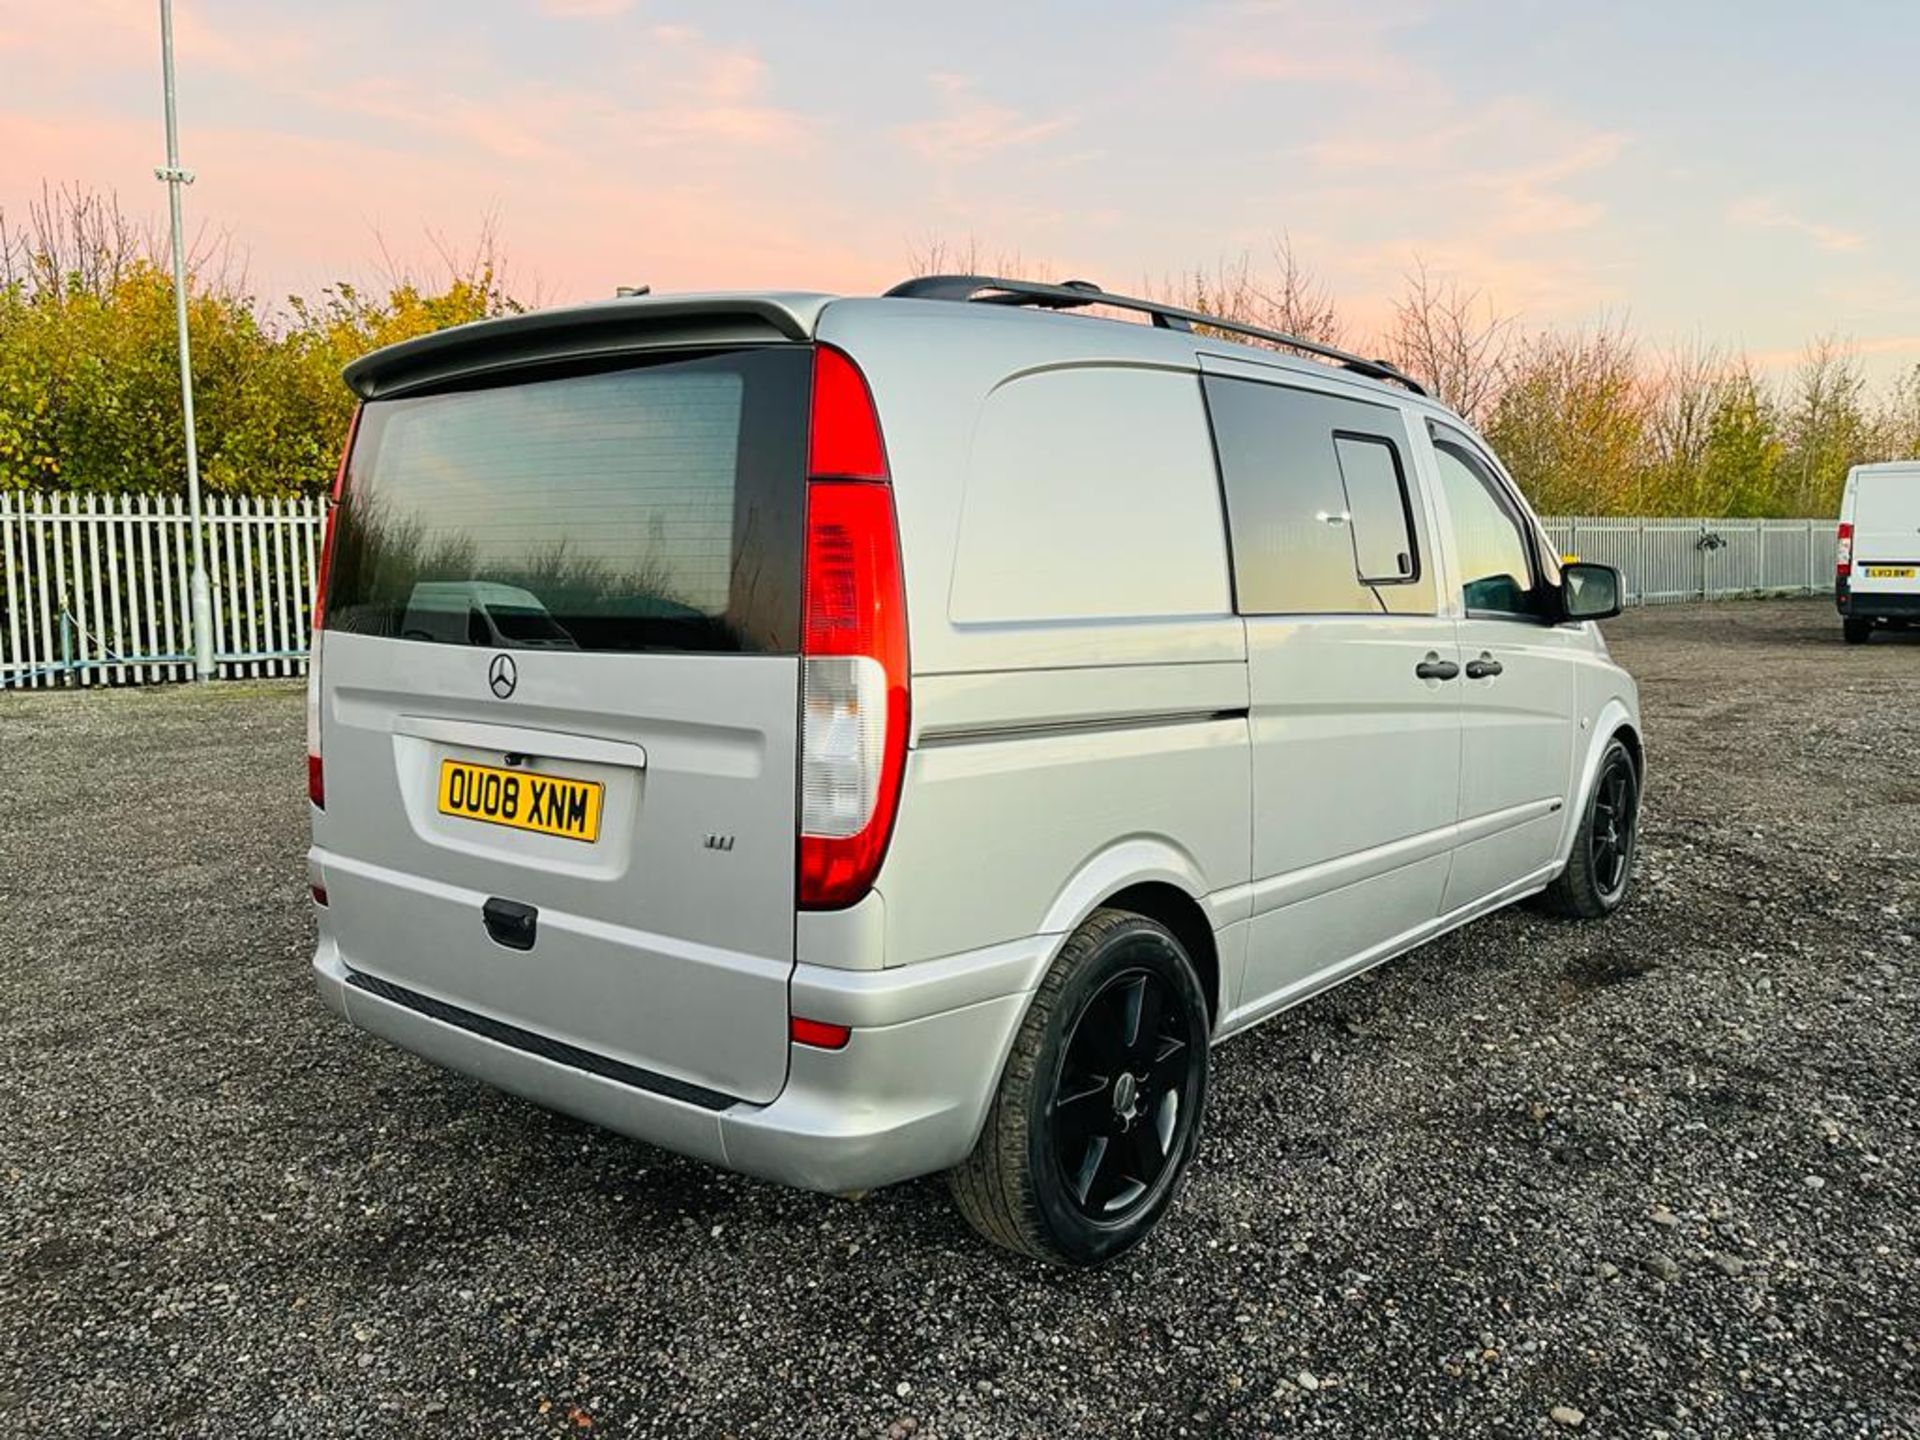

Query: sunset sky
[{"left": 4, "top": 0, "right": 1916, "bottom": 380}]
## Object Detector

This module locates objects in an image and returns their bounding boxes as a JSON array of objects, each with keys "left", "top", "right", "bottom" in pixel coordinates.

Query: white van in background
[{"left": 1837, "top": 462, "right": 1920, "bottom": 643}]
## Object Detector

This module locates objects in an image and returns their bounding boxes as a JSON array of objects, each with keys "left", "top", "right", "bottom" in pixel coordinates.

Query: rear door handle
[
  {"left": 1465, "top": 653, "right": 1504, "bottom": 680},
  {"left": 1415, "top": 653, "right": 1460, "bottom": 681}
]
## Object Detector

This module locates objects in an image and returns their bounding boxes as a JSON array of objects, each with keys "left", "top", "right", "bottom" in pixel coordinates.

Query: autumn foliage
[{"left": 6, "top": 192, "right": 1918, "bottom": 515}]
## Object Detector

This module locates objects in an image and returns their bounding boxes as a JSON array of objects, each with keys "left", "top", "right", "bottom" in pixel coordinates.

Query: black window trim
[
  {"left": 1330, "top": 428, "right": 1422, "bottom": 589},
  {"left": 1427, "top": 419, "right": 1555, "bottom": 626}
]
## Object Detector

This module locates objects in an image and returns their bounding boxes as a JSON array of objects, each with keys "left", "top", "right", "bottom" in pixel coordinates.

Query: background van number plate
[
  {"left": 1862, "top": 565, "right": 1916, "bottom": 580},
  {"left": 437, "top": 759, "right": 602, "bottom": 842}
]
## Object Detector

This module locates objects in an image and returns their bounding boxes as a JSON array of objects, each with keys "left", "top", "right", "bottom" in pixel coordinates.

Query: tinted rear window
[{"left": 325, "top": 347, "right": 810, "bottom": 654}]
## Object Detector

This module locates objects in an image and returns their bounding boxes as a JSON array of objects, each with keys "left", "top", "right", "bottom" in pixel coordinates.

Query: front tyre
[
  {"left": 1540, "top": 737, "right": 1640, "bottom": 920},
  {"left": 949, "top": 908, "right": 1210, "bottom": 1266}
]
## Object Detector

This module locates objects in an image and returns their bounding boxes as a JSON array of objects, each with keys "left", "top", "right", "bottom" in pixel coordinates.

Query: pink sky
[{"left": 5, "top": 0, "right": 1916, "bottom": 384}]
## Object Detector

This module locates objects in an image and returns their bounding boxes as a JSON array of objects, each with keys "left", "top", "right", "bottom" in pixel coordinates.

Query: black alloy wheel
[
  {"left": 949, "top": 909, "right": 1211, "bottom": 1266},
  {"left": 1538, "top": 735, "right": 1641, "bottom": 919},
  {"left": 1048, "top": 967, "right": 1196, "bottom": 1219},
  {"left": 1588, "top": 746, "right": 1638, "bottom": 905}
]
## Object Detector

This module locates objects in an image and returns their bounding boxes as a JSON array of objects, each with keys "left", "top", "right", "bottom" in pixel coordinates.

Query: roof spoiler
[{"left": 343, "top": 293, "right": 831, "bottom": 400}]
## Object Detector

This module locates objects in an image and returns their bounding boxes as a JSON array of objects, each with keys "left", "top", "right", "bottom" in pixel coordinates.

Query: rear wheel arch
[{"left": 1100, "top": 881, "right": 1221, "bottom": 1030}]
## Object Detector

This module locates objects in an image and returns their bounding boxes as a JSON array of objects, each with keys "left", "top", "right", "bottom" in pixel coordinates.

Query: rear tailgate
[
  {"left": 313, "top": 316, "right": 817, "bottom": 1105},
  {"left": 1851, "top": 470, "right": 1920, "bottom": 593}
]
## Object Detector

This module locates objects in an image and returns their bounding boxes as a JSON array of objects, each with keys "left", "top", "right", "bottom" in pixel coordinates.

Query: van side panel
[{"left": 816, "top": 300, "right": 1251, "bottom": 971}]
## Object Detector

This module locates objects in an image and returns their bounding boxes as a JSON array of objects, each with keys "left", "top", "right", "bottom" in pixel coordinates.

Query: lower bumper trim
[{"left": 344, "top": 969, "right": 740, "bottom": 1112}]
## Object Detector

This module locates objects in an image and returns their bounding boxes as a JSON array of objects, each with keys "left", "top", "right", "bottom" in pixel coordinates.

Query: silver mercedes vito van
[{"left": 308, "top": 276, "right": 1642, "bottom": 1265}]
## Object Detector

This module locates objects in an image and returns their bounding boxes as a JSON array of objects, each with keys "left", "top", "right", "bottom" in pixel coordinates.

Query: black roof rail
[{"left": 883, "top": 274, "right": 1427, "bottom": 396}]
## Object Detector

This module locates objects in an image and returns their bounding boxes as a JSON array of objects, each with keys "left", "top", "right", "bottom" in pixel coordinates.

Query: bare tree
[
  {"left": 904, "top": 234, "right": 1046, "bottom": 282},
  {"left": 1381, "top": 259, "right": 1513, "bottom": 427},
  {"left": 1253, "top": 234, "right": 1344, "bottom": 347},
  {"left": 1872, "top": 363, "right": 1920, "bottom": 462},
  {"left": 1143, "top": 236, "right": 1348, "bottom": 357},
  {"left": 0, "top": 182, "right": 245, "bottom": 302},
  {"left": 1643, "top": 340, "right": 1724, "bottom": 513},
  {"left": 1783, "top": 336, "right": 1870, "bottom": 514}
]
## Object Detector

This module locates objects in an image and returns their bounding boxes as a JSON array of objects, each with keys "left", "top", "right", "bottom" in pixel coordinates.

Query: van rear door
[
  {"left": 313, "top": 337, "right": 812, "bottom": 1105},
  {"left": 1850, "top": 468, "right": 1920, "bottom": 597}
]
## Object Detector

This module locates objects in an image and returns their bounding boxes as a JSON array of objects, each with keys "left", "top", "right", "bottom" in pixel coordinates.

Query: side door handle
[
  {"left": 1464, "top": 653, "right": 1504, "bottom": 680},
  {"left": 1415, "top": 653, "right": 1461, "bottom": 681}
]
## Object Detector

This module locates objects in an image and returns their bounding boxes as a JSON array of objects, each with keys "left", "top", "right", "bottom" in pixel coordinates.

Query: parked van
[
  {"left": 1836, "top": 461, "right": 1920, "bottom": 643},
  {"left": 307, "top": 277, "right": 1643, "bottom": 1265}
]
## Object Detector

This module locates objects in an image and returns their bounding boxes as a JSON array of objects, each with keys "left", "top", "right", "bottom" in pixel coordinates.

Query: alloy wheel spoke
[
  {"left": 1076, "top": 987, "right": 1131, "bottom": 1075},
  {"left": 1122, "top": 1115, "right": 1165, "bottom": 1183},
  {"left": 1124, "top": 975, "right": 1165, "bottom": 1065},
  {"left": 1050, "top": 1074, "right": 1114, "bottom": 1146},
  {"left": 1068, "top": 1135, "right": 1110, "bottom": 1207},
  {"left": 1082, "top": 1135, "right": 1138, "bottom": 1212},
  {"left": 1145, "top": 1036, "right": 1189, "bottom": 1095}
]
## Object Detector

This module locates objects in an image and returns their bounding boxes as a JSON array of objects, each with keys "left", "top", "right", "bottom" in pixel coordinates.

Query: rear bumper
[
  {"left": 311, "top": 930, "right": 1051, "bottom": 1193},
  {"left": 1838, "top": 584, "right": 1920, "bottom": 621}
]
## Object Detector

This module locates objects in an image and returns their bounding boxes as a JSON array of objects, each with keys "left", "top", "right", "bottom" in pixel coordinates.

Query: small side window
[{"left": 1333, "top": 434, "right": 1418, "bottom": 585}]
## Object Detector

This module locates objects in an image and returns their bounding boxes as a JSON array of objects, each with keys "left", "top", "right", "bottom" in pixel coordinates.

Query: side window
[
  {"left": 1204, "top": 376, "right": 1435, "bottom": 616},
  {"left": 1429, "top": 428, "right": 1543, "bottom": 619}
]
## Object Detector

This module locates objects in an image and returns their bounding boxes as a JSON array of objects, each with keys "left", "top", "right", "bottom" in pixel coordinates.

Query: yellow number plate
[
  {"left": 1862, "top": 565, "right": 1917, "bottom": 579},
  {"left": 437, "top": 759, "right": 603, "bottom": 843}
]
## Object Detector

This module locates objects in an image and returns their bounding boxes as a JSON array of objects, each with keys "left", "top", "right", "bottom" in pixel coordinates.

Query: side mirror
[{"left": 1560, "top": 562, "right": 1622, "bottom": 621}]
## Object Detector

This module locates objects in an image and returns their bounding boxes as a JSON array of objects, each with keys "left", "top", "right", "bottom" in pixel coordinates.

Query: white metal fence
[
  {"left": 1540, "top": 516, "right": 1834, "bottom": 606},
  {"left": 0, "top": 493, "right": 1837, "bottom": 690},
  {"left": 1, "top": 491, "right": 321, "bottom": 688}
]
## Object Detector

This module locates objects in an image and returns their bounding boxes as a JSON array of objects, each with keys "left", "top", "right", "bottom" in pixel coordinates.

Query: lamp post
[{"left": 156, "top": 0, "right": 215, "bottom": 680}]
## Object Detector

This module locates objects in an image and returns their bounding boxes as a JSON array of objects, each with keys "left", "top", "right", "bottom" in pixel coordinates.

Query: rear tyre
[
  {"left": 949, "top": 908, "right": 1210, "bottom": 1267},
  {"left": 1539, "top": 738, "right": 1640, "bottom": 920},
  {"left": 1843, "top": 617, "right": 1873, "bottom": 645}
]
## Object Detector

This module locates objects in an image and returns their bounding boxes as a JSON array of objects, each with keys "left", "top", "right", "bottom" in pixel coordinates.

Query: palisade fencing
[
  {"left": 0, "top": 491, "right": 322, "bottom": 689},
  {"left": 1539, "top": 516, "right": 1833, "bottom": 606},
  {"left": 0, "top": 494, "right": 1836, "bottom": 690}
]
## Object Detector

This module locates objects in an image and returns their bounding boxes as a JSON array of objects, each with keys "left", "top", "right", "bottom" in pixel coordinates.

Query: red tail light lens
[
  {"left": 790, "top": 1016, "right": 852, "bottom": 1050},
  {"left": 309, "top": 407, "right": 359, "bottom": 813},
  {"left": 798, "top": 347, "right": 908, "bottom": 910},
  {"left": 1836, "top": 521, "right": 1854, "bottom": 578},
  {"left": 312, "top": 406, "right": 359, "bottom": 634},
  {"left": 808, "top": 345, "right": 888, "bottom": 480}
]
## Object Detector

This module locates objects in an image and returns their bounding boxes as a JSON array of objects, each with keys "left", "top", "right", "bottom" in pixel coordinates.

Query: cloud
[
  {"left": 1728, "top": 195, "right": 1866, "bottom": 253},
  {"left": 1194, "top": 0, "right": 1434, "bottom": 95},
  {"left": 1744, "top": 334, "right": 1920, "bottom": 374},
  {"left": 540, "top": 0, "right": 637, "bottom": 16},
  {"left": 896, "top": 75, "right": 1073, "bottom": 165}
]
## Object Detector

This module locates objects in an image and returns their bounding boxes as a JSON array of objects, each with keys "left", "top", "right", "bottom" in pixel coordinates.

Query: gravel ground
[{"left": 2, "top": 598, "right": 1917, "bottom": 1439}]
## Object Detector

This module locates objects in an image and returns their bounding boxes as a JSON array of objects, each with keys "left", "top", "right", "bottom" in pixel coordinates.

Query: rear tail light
[
  {"left": 1836, "top": 521, "right": 1854, "bottom": 579},
  {"left": 309, "top": 407, "right": 360, "bottom": 811},
  {"left": 798, "top": 347, "right": 908, "bottom": 910}
]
